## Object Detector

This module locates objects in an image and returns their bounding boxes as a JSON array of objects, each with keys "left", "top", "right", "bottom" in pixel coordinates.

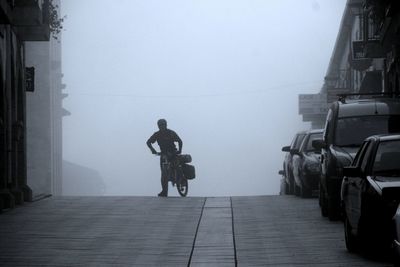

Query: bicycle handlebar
[{"left": 154, "top": 152, "right": 181, "bottom": 156}]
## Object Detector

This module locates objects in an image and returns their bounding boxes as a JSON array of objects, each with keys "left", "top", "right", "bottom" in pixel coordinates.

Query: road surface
[{"left": 0, "top": 195, "right": 392, "bottom": 266}]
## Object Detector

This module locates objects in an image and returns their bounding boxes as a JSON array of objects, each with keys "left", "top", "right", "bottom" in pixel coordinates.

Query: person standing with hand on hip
[{"left": 146, "top": 119, "right": 183, "bottom": 197}]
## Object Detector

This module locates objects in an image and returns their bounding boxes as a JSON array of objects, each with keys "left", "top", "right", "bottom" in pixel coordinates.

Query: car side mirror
[
  {"left": 278, "top": 170, "right": 284, "bottom": 176},
  {"left": 312, "top": 139, "right": 327, "bottom": 150},
  {"left": 343, "top": 166, "right": 361, "bottom": 177},
  {"left": 282, "top": 146, "right": 291, "bottom": 152}
]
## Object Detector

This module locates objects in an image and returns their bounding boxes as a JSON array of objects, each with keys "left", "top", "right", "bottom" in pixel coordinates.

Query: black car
[
  {"left": 292, "top": 129, "right": 323, "bottom": 198},
  {"left": 313, "top": 98, "right": 400, "bottom": 220},
  {"left": 281, "top": 131, "right": 306, "bottom": 194},
  {"left": 394, "top": 205, "right": 400, "bottom": 264},
  {"left": 341, "top": 134, "right": 400, "bottom": 253}
]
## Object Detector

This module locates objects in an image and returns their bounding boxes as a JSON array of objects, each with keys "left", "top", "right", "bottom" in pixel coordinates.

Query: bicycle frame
[{"left": 159, "top": 153, "right": 188, "bottom": 197}]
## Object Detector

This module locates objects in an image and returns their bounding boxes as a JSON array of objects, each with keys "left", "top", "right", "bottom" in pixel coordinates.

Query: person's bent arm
[
  {"left": 146, "top": 136, "right": 157, "bottom": 154},
  {"left": 176, "top": 136, "right": 183, "bottom": 154}
]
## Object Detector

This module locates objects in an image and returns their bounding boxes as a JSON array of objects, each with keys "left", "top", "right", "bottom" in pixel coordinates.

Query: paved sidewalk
[
  {"left": 0, "top": 195, "right": 392, "bottom": 266},
  {"left": 233, "top": 195, "right": 391, "bottom": 266}
]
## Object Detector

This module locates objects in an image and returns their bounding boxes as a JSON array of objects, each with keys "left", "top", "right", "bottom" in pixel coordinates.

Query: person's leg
[
  {"left": 158, "top": 156, "right": 168, "bottom": 197},
  {"left": 160, "top": 172, "right": 168, "bottom": 196}
]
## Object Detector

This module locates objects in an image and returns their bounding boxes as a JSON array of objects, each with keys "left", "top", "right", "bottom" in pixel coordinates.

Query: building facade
[
  {"left": 0, "top": 0, "right": 65, "bottom": 211},
  {"left": 299, "top": 0, "right": 400, "bottom": 128},
  {"left": 25, "top": 26, "right": 66, "bottom": 199}
]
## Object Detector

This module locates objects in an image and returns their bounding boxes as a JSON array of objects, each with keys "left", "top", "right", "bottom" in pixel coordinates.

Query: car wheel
[
  {"left": 318, "top": 183, "right": 322, "bottom": 207},
  {"left": 357, "top": 220, "right": 373, "bottom": 253},
  {"left": 358, "top": 218, "right": 390, "bottom": 254},
  {"left": 393, "top": 242, "right": 400, "bottom": 267},
  {"left": 289, "top": 175, "right": 295, "bottom": 195},
  {"left": 344, "top": 215, "right": 358, "bottom": 253},
  {"left": 328, "top": 197, "right": 340, "bottom": 221},
  {"left": 320, "top": 185, "right": 328, "bottom": 217},
  {"left": 284, "top": 181, "right": 290, "bottom": 195},
  {"left": 300, "top": 185, "right": 311, "bottom": 198},
  {"left": 294, "top": 184, "right": 300, "bottom": 196},
  {"left": 394, "top": 256, "right": 400, "bottom": 267}
]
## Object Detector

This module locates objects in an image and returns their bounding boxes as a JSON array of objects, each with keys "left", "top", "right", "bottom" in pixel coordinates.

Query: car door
[
  {"left": 284, "top": 135, "right": 297, "bottom": 179},
  {"left": 289, "top": 133, "right": 306, "bottom": 177},
  {"left": 293, "top": 133, "right": 309, "bottom": 186},
  {"left": 342, "top": 142, "right": 368, "bottom": 226},
  {"left": 321, "top": 109, "right": 333, "bottom": 190},
  {"left": 347, "top": 141, "right": 374, "bottom": 229}
]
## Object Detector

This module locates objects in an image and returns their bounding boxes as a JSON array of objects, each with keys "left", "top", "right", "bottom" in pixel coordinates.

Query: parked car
[
  {"left": 281, "top": 131, "right": 307, "bottom": 194},
  {"left": 393, "top": 205, "right": 400, "bottom": 265},
  {"left": 291, "top": 129, "right": 323, "bottom": 198},
  {"left": 341, "top": 134, "right": 400, "bottom": 253},
  {"left": 313, "top": 97, "right": 400, "bottom": 220}
]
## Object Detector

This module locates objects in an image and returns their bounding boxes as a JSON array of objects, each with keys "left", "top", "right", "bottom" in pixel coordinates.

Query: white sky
[{"left": 61, "top": 0, "right": 346, "bottom": 196}]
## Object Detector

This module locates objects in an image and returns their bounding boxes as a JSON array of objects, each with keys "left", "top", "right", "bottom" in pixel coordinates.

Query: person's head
[{"left": 157, "top": 119, "right": 167, "bottom": 131}]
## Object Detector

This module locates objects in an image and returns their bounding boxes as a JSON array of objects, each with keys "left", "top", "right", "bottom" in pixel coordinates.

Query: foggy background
[{"left": 62, "top": 0, "right": 346, "bottom": 196}]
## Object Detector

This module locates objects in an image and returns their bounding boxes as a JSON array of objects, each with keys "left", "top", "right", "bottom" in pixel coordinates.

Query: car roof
[
  {"left": 337, "top": 98, "right": 400, "bottom": 118},
  {"left": 295, "top": 130, "right": 307, "bottom": 135},
  {"left": 308, "top": 129, "right": 323, "bottom": 134},
  {"left": 366, "top": 134, "right": 400, "bottom": 142}
]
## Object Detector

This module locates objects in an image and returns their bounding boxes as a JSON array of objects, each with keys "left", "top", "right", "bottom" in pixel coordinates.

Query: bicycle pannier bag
[{"left": 183, "top": 164, "right": 196, "bottom": 180}]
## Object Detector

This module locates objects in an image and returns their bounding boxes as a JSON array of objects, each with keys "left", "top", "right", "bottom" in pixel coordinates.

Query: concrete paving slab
[{"left": 189, "top": 198, "right": 235, "bottom": 266}]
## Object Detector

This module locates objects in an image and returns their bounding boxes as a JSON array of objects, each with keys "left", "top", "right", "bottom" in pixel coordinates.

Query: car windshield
[
  {"left": 303, "top": 133, "right": 323, "bottom": 152},
  {"left": 334, "top": 115, "right": 400, "bottom": 147},
  {"left": 293, "top": 134, "right": 306, "bottom": 150},
  {"left": 373, "top": 140, "right": 400, "bottom": 177}
]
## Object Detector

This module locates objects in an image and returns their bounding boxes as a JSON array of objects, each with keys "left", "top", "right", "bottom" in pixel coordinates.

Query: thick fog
[{"left": 62, "top": 0, "right": 346, "bottom": 196}]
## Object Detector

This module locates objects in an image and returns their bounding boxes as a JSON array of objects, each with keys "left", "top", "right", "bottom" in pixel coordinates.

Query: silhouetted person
[{"left": 147, "top": 119, "right": 182, "bottom": 197}]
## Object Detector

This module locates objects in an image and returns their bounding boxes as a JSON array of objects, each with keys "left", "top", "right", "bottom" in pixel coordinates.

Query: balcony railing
[
  {"left": 13, "top": 0, "right": 44, "bottom": 26},
  {"left": 12, "top": 0, "right": 49, "bottom": 41},
  {"left": 0, "top": 0, "right": 50, "bottom": 40},
  {"left": 325, "top": 69, "right": 353, "bottom": 90}
]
